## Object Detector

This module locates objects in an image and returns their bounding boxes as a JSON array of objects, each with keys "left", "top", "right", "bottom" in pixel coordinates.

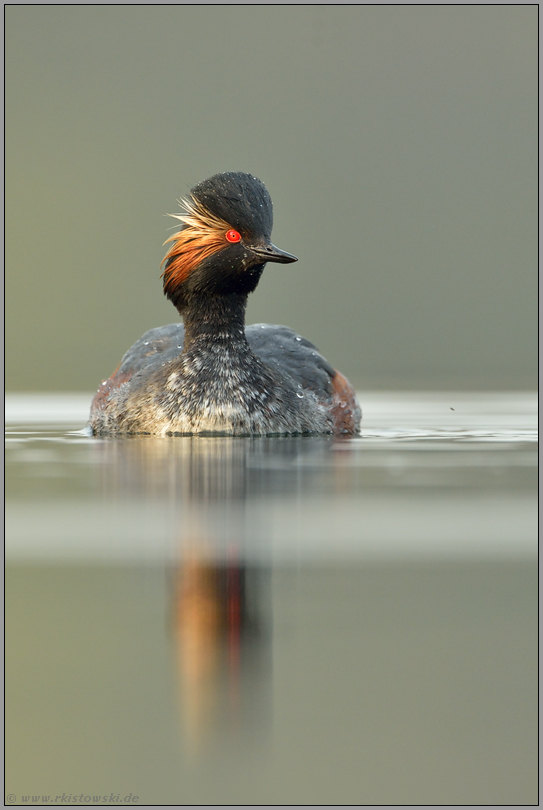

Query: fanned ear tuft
[{"left": 161, "top": 196, "right": 232, "bottom": 295}]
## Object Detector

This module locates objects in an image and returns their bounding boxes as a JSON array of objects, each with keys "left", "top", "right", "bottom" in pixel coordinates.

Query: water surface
[{"left": 5, "top": 392, "right": 538, "bottom": 805}]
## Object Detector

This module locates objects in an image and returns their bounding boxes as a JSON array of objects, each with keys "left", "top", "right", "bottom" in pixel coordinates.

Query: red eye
[{"left": 225, "top": 229, "right": 241, "bottom": 243}]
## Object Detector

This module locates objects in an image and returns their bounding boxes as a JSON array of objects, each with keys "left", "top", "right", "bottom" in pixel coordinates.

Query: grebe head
[{"left": 162, "top": 172, "right": 297, "bottom": 311}]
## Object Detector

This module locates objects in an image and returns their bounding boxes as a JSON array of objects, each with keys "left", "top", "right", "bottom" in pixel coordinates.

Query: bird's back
[{"left": 90, "top": 323, "right": 360, "bottom": 434}]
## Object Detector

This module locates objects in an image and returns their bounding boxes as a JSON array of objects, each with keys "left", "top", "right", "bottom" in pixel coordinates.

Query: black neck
[{"left": 180, "top": 293, "right": 248, "bottom": 349}]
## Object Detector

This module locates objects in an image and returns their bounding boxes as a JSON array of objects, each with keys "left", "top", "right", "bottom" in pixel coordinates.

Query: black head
[
  {"left": 162, "top": 172, "right": 297, "bottom": 311},
  {"left": 192, "top": 172, "right": 274, "bottom": 238}
]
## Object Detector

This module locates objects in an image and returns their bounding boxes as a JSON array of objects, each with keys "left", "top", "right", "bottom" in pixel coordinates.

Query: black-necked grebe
[{"left": 89, "top": 172, "right": 361, "bottom": 436}]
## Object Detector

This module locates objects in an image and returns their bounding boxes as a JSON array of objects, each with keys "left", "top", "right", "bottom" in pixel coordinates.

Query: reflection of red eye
[{"left": 225, "top": 229, "right": 241, "bottom": 243}]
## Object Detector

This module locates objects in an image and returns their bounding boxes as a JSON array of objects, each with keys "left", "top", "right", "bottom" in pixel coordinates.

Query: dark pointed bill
[{"left": 249, "top": 242, "right": 298, "bottom": 264}]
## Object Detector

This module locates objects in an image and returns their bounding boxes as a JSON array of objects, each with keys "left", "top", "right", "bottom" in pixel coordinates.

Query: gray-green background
[{"left": 6, "top": 5, "right": 537, "bottom": 392}]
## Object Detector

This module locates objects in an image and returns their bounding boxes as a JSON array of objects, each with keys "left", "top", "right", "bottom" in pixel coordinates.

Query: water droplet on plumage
[{"left": 296, "top": 392, "right": 304, "bottom": 399}]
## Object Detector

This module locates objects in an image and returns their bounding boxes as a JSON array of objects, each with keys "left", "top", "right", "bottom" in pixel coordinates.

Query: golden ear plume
[{"left": 161, "top": 197, "right": 232, "bottom": 293}]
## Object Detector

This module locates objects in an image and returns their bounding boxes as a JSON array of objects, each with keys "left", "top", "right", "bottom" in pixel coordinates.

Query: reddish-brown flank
[
  {"left": 329, "top": 370, "right": 360, "bottom": 434},
  {"left": 90, "top": 364, "right": 133, "bottom": 415}
]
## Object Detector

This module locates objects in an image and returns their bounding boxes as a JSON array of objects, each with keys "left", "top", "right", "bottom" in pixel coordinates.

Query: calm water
[{"left": 5, "top": 392, "right": 538, "bottom": 805}]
